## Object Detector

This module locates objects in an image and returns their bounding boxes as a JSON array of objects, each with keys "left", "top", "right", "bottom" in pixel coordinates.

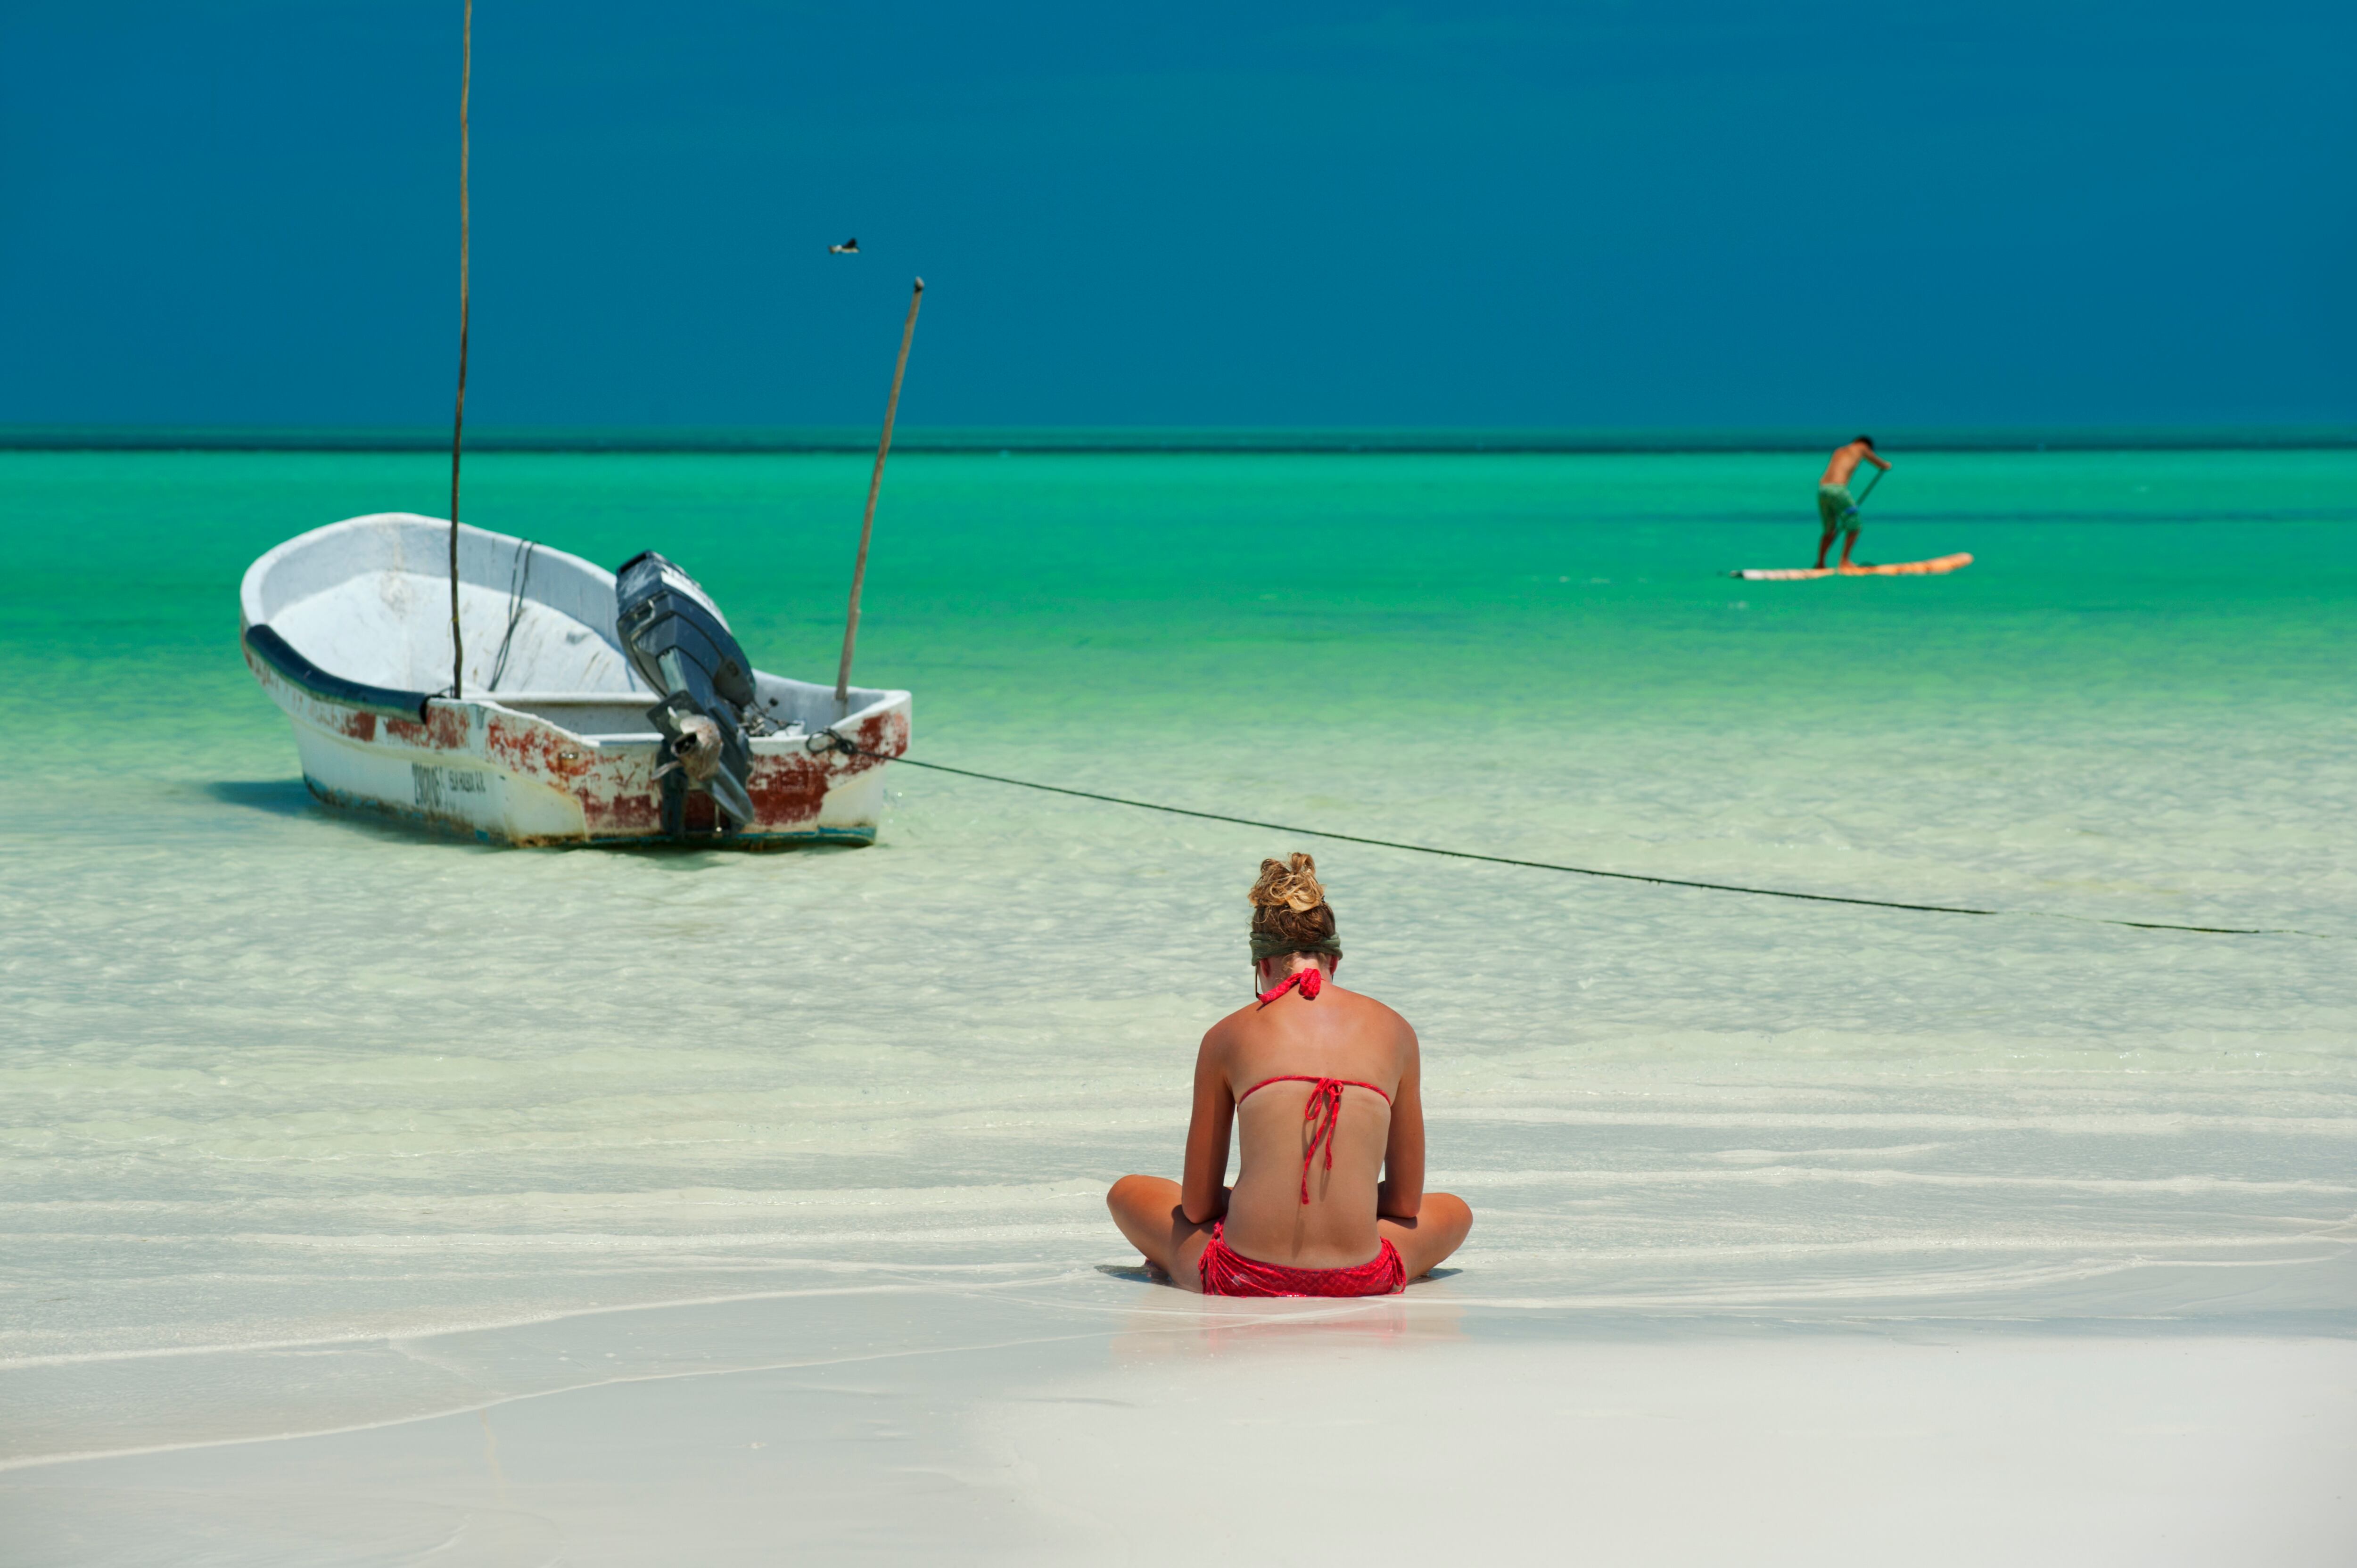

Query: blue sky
[{"left": 2, "top": 1, "right": 2347, "bottom": 430}]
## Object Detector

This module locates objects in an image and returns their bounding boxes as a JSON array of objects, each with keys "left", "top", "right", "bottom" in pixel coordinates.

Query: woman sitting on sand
[{"left": 1107, "top": 854, "right": 1472, "bottom": 1296}]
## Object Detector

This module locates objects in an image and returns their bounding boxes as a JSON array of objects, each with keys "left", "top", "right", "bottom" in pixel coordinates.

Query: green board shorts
[{"left": 1817, "top": 483, "right": 1859, "bottom": 535}]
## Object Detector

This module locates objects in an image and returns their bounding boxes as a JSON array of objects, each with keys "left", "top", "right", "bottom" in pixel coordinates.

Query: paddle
[
  {"left": 1838, "top": 464, "right": 1888, "bottom": 567},
  {"left": 1842, "top": 462, "right": 1886, "bottom": 523}
]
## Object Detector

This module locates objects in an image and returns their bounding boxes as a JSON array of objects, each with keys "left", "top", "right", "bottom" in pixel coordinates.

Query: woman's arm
[
  {"left": 1377, "top": 1035, "right": 1425, "bottom": 1219},
  {"left": 1179, "top": 1029, "right": 1235, "bottom": 1224}
]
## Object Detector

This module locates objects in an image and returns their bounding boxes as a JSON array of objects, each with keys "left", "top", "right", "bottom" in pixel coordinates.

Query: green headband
[{"left": 1250, "top": 933, "right": 1342, "bottom": 962}]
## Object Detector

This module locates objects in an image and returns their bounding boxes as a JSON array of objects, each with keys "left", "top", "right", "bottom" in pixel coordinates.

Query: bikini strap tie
[
  {"left": 1256, "top": 968, "right": 1323, "bottom": 1008},
  {"left": 1293, "top": 1078, "right": 1348, "bottom": 1204}
]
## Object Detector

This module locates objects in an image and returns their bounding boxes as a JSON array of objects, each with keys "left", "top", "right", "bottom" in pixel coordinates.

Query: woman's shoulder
[
  {"left": 1202, "top": 984, "right": 1418, "bottom": 1055},
  {"left": 1329, "top": 984, "right": 1418, "bottom": 1041}
]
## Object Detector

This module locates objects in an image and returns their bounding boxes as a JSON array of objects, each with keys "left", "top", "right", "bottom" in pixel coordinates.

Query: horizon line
[{"left": 3, "top": 423, "right": 2352, "bottom": 456}]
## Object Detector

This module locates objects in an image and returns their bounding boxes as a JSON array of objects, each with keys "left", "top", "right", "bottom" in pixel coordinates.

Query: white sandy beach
[{"left": 7, "top": 1289, "right": 2352, "bottom": 1566}]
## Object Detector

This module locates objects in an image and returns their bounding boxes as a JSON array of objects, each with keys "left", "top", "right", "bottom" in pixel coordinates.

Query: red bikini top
[{"left": 1236, "top": 1075, "right": 1393, "bottom": 1204}]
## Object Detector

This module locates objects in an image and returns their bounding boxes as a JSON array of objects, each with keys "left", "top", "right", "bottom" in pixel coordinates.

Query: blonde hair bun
[
  {"left": 1250, "top": 853, "right": 1327, "bottom": 914},
  {"left": 1248, "top": 852, "right": 1340, "bottom": 962}
]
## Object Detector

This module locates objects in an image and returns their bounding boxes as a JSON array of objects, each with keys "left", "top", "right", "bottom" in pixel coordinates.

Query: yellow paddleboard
[{"left": 1733, "top": 552, "right": 1973, "bottom": 582}]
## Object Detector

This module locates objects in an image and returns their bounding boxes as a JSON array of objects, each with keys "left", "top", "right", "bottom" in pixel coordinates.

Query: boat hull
[{"left": 246, "top": 641, "right": 907, "bottom": 846}]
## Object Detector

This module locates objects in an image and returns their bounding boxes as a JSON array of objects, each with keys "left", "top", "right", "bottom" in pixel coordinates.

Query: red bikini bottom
[{"left": 1199, "top": 1222, "right": 1407, "bottom": 1297}]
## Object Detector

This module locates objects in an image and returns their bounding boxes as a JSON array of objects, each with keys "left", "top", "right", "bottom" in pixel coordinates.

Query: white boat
[{"left": 239, "top": 513, "right": 910, "bottom": 846}]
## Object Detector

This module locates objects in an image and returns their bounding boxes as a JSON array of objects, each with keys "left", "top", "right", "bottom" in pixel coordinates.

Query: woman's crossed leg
[{"left": 1106, "top": 1174, "right": 1470, "bottom": 1292}]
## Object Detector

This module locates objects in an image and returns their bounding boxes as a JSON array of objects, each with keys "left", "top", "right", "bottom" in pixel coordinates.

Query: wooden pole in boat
[
  {"left": 836, "top": 277, "right": 924, "bottom": 710},
  {"left": 447, "top": 0, "right": 473, "bottom": 701}
]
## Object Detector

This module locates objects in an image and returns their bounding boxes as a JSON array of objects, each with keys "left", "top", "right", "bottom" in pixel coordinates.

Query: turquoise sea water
[{"left": 2, "top": 447, "right": 2352, "bottom": 1462}]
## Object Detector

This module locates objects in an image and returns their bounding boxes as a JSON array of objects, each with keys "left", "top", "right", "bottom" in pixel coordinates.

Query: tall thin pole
[
  {"left": 836, "top": 277, "right": 923, "bottom": 708},
  {"left": 447, "top": 0, "right": 473, "bottom": 700}
]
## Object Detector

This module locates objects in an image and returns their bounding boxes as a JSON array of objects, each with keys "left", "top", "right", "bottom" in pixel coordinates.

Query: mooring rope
[{"left": 808, "top": 733, "right": 2316, "bottom": 938}]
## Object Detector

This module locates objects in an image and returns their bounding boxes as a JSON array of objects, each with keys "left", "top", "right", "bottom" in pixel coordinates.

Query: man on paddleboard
[{"left": 1813, "top": 435, "right": 1893, "bottom": 570}]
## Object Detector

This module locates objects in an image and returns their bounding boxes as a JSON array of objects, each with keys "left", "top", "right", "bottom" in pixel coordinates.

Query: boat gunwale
[
  {"left": 237, "top": 512, "right": 625, "bottom": 640},
  {"left": 242, "top": 623, "right": 437, "bottom": 722}
]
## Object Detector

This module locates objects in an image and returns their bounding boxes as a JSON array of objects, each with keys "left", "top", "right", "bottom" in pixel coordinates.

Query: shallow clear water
[{"left": 2, "top": 447, "right": 2351, "bottom": 1460}]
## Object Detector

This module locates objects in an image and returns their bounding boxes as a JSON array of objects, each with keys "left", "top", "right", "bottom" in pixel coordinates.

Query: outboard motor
[{"left": 614, "top": 551, "right": 758, "bottom": 834}]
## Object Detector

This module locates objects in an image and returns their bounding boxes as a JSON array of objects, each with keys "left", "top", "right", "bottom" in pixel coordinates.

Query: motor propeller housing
[{"left": 614, "top": 551, "right": 758, "bottom": 831}]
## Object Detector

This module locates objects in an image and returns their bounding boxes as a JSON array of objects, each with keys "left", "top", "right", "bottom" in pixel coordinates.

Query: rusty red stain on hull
[
  {"left": 852, "top": 710, "right": 909, "bottom": 760},
  {"left": 747, "top": 756, "right": 830, "bottom": 823},
  {"left": 248, "top": 629, "right": 906, "bottom": 843},
  {"left": 382, "top": 707, "right": 469, "bottom": 749},
  {"left": 485, "top": 713, "right": 590, "bottom": 782},
  {"left": 580, "top": 785, "right": 660, "bottom": 833}
]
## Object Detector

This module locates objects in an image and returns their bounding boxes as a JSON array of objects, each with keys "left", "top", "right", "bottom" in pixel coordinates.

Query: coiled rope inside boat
[{"left": 485, "top": 540, "right": 536, "bottom": 690}]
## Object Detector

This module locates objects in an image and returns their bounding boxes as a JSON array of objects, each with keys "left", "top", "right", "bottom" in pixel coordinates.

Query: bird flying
[{"left": 828, "top": 238, "right": 859, "bottom": 254}]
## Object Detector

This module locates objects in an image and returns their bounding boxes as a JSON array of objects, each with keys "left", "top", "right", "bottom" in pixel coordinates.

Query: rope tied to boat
[
  {"left": 805, "top": 728, "right": 866, "bottom": 759},
  {"left": 808, "top": 732, "right": 2323, "bottom": 939}
]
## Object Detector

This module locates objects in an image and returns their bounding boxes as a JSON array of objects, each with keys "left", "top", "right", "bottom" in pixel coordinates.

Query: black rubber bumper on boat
[{"left": 244, "top": 624, "right": 438, "bottom": 722}]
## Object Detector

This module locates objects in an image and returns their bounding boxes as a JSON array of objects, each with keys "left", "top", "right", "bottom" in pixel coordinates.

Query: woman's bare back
[{"left": 1204, "top": 979, "right": 1417, "bottom": 1268}]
